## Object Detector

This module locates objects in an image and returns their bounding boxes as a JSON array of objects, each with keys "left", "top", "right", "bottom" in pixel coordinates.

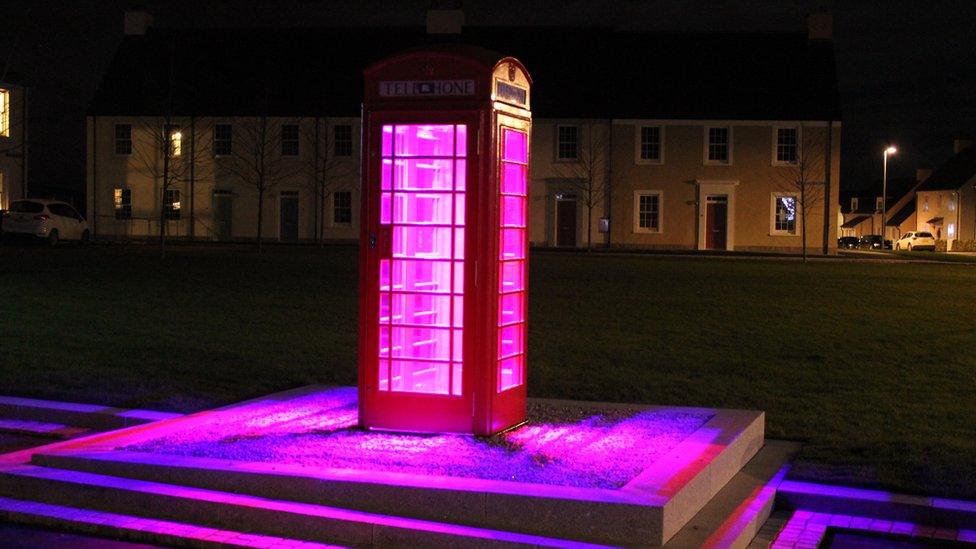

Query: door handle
[{"left": 369, "top": 233, "right": 377, "bottom": 248}]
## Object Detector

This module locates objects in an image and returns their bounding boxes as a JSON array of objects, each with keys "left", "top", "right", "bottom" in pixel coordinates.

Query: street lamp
[{"left": 882, "top": 145, "right": 897, "bottom": 247}]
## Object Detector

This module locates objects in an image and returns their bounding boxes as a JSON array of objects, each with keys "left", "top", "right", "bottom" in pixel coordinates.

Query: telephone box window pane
[
  {"left": 500, "top": 261, "right": 524, "bottom": 292},
  {"left": 455, "top": 160, "right": 466, "bottom": 190},
  {"left": 382, "top": 125, "right": 393, "bottom": 156},
  {"left": 390, "top": 294, "right": 452, "bottom": 327},
  {"left": 500, "top": 228, "right": 526, "bottom": 259},
  {"left": 501, "top": 163, "right": 526, "bottom": 194},
  {"left": 499, "top": 356, "right": 523, "bottom": 392},
  {"left": 503, "top": 129, "right": 528, "bottom": 163},
  {"left": 501, "top": 196, "right": 526, "bottom": 227},
  {"left": 390, "top": 260, "right": 452, "bottom": 293},
  {"left": 499, "top": 324, "right": 524, "bottom": 359},
  {"left": 391, "top": 360, "right": 449, "bottom": 395},
  {"left": 453, "top": 296, "right": 464, "bottom": 326},
  {"left": 379, "top": 294, "right": 391, "bottom": 324},
  {"left": 454, "top": 193, "right": 466, "bottom": 226},
  {"left": 395, "top": 125, "right": 455, "bottom": 157},
  {"left": 452, "top": 330, "right": 463, "bottom": 361},
  {"left": 379, "top": 259, "right": 391, "bottom": 291},
  {"left": 393, "top": 226, "right": 453, "bottom": 259},
  {"left": 394, "top": 159, "right": 455, "bottom": 190},
  {"left": 454, "top": 229, "right": 465, "bottom": 260},
  {"left": 381, "top": 159, "right": 393, "bottom": 191},
  {"left": 379, "top": 327, "right": 391, "bottom": 357},
  {"left": 379, "top": 359, "right": 390, "bottom": 391},
  {"left": 455, "top": 125, "right": 467, "bottom": 157},
  {"left": 453, "top": 262, "right": 465, "bottom": 294},
  {"left": 452, "top": 363, "right": 462, "bottom": 396},
  {"left": 499, "top": 292, "right": 525, "bottom": 325},
  {"left": 380, "top": 192, "right": 392, "bottom": 224},
  {"left": 392, "top": 192, "right": 453, "bottom": 225}
]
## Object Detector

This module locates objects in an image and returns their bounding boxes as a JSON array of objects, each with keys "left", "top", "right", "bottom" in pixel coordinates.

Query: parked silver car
[{"left": 1, "top": 199, "right": 90, "bottom": 245}]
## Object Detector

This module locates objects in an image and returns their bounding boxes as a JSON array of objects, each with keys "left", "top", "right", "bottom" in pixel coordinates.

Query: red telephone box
[{"left": 358, "top": 46, "right": 532, "bottom": 435}]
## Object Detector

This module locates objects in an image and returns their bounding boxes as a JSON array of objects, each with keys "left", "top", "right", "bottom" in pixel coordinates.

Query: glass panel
[
  {"left": 455, "top": 159, "right": 467, "bottom": 191},
  {"left": 381, "top": 159, "right": 392, "bottom": 190},
  {"left": 380, "top": 192, "right": 392, "bottom": 224},
  {"left": 500, "top": 228, "right": 526, "bottom": 259},
  {"left": 392, "top": 226, "right": 453, "bottom": 259},
  {"left": 389, "top": 293, "right": 452, "bottom": 327},
  {"left": 452, "top": 329, "right": 463, "bottom": 362},
  {"left": 390, "top": 260, "right": 452, "bottom": 293},
  {"left": 379, "top": 294, "right": 391, "bottom": 323},
  {"left": 382, "top": 125, "right": 393, "bottom": 157},
  {"left": 499, "top": 261, "right": 524, "bottom": 292},
  {"left": 453, "top": 296, "right": 464, "bottom": 326},
  {"left": 454, "top": 228, "right": 465, "bottom": 260},
  {"left": 394, "top": 125, "right": 455, "bottom": 157},
  {"left": 501, "top": 163, "right": 526, "bottom": 194},
  {"left": 454, "top": 193, "right": 465, "bottom": 226},
  {"left": 392, "top": 192, "right": 452, "bottom": 225},
  {"left": 379, "top": 327, "right": 391, "bottom": 357},
  {"left": 393, "top": 159, "right": 455, "bottom": 191},
  {"left": 503, "top": 129, "right": 528, "bottom": 163},
  {"left": 379, "top": 259, "right": 391, "bottom": 291},
  {"left": 498, "top": 324, "right": 524, "bottom": 359},
  {"left": 499, "top": 292, "right": 525, "bottom": 325},
  {"left": 391, "top": 360, "right": 449, "bottom": 395},
  {"left": 455, "top": 125, "right": 467, "bottom": 157},
  {"left": 390, "top": 327, "right": 451, "bottom": 360},
  {"left": 453, "top": 262, "right": 465, "bottom": 294},
  {"left": 499, "top": 356, "right": 523, "bottom": 392},
  {"left": 452, "top": 363, "right": 463, "bottom": 396},
  {"left": 501, "top": 196, "right": 526, "bottom": 227},
  {"left": 379, "top": 359, "right": 390, "bottom": 391}
]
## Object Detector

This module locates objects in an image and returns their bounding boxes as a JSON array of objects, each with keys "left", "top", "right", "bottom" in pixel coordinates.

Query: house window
[
  {"left": 114, "top": 188, "right": 132, "bottom": 220},
  {"left": 213, "top": 124, "right": 232, "bottom": 156},
  {"left": 333, "top": 190, "right": 352, "bottom": 224},
  {"left": 164, "top": 189, "right": 181, "bottom": 220},
  {"left": 633, "top": 191, "right": 661, "bottom": 233},
  {"left": 0, "top": 88, "right": 8, "bottom": 137},
  {"left": 949, "top": 197, "right": 956, "bottom": 211},
  {"left": 638, "top": 126, "right": 663, "bottom": 163},
  {"left": 948, "top": 223, "right": 956, "bottom": 237},
  {"left": 851, "top": 197, "right": 859, "bottom": 211},
  {"left": 114, "top": 124, "right": 132, "bottom": 155},
  {"left": 165, "top": 124, "right": 182, "bottom": 157},
  {"left": 281, "top": 124, "right": 299, "bottom": 156},
  {"left": 556, "top": 125, "right": 579, "bottom": 160},
  {"left": 922, "top": 197, "right": 929, "bottom": 212},
  {"left": 775, "top": 127, "right": 798, "bottom": 164},
  {"left": 334, "top": 124, "right": 353, "bottom": 157},
  {"left": 771, "top": 194, "right": 797, "bottom": 235},
  {"left": 706, "top": 127, "right": 731, "bottom": 164},
  {"left": 876, "top": 196, "right": 884, "bottom": 212}
]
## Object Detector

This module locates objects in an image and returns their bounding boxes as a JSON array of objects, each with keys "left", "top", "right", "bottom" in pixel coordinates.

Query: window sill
[
  {"left": 769, "top": 232, "right": 798, "bottom": 237},
  {"left": 704, "top": 160, "right": 732, "bottom": 166},
  {"left": 633, "top": 229, "right": 663, "bottom": 235},
  {"left": 635, "top": 159, "right": 664, "bottom": 165}
]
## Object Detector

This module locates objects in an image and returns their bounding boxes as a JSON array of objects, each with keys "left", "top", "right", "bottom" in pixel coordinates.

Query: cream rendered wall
[
  {"left": 916, "top": 187, "right": 973, "bottom": 246},
  {"left": 88, "top": 115, "right": 360, "bottom": 241},
  {"left": 0, "top": 84, "right": 25, "bottom": 209}
]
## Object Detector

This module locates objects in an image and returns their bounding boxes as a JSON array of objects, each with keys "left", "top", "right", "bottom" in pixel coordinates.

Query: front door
[
  {"left": 279, "top": 192, "right": 299, "bottom": 242},
  {"left": 213, "top": 192, "right": 233, "bottom": 241},
  {"left": 556, "top": 197, "right": 577, "bottom": 247},
  {"left": 706, "top": 195, "right": 728, "bottom": 250}
]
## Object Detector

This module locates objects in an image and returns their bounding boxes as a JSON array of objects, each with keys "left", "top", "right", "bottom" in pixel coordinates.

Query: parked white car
[
  {"left": 894, "top": 231, "right": 936, "bottom": 251},
  {"left": 1, "top": 199, "right": 90, "bottom": 245}
]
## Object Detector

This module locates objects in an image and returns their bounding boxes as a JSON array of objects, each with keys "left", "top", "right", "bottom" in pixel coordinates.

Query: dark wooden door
[
  {"left": 279, "top": 193, "right": 299, "bottom": 242},
  {"left": 556, "top": 199, "right": 577, "bottom": 247},
  {"left": 213, "top": 193, "right": 233, "bottom": 241},
  {"left": 706, "top": 197, "right": 728, "bottom": 250}
]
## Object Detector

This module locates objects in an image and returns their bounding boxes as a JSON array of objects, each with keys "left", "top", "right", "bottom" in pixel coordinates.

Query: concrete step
[
  {"left": 0, "top": 396, "right": 182, "bottom": 430},
  {"left": 0, "top": 465, "right": 611, "bottom": 548},
  {"left": 0, "top": 494, "right": 343, "bottom": 548},
  {"left": 0, "top": 419, "right": 90, "bottom": 439},
  {"left": 664, "top": 440, "right": 801, "bottom": 549}
]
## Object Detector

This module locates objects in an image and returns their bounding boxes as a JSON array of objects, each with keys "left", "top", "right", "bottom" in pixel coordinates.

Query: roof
[
  {"left": 916, "top": 146, "right": 976, "bottom": 191},
  {"left": 89, "top": 26, "right": 841, "bottom": 120},
  {"left": 841, "top": 215, "right": 871, "bottom": 228},
  {"left": 840, "top": 176, "right": 917, "bottom": 214},
  {"left": 885, "top": 199, "right": 915, "bottom": 226}
]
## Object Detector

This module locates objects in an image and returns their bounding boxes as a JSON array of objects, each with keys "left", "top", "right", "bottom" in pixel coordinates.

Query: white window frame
[
  {"left": 633, "top": 190, "right": 663, "bottom": 234},
  {"left": 114, "top": 123, "right": 132, "bottom": 156},
  {"left": 770, "top": 192, "right": 799, "bottom": 236},
  {"left": 555, "top": 124, "right": 579, "bottom": 162},
  {"left": 165, "top": 124, "right": 182, "bottom": 157},
  {"left": 280, "top": 123, "right": 300, "bottom": 157},
  {"left": 213, "top": 123, "right": 233, "bottom": 157},
  {"left": 772, "top": 125, "right": 800, "bottom": 166},
  {"left": 704, "top": 126, "right": 732, "bottom": 165},
  {"left": 333, "top": 124, "right": 353, "bottom": 157},
  {"left": 635, "top": 125, "right": 664, "bottom": 164},
  {"left": 0, "top": 88, "right": 8, "bottom": 137},
  {"left": 332, "top": 190, "right": 353, "bottom": 226}
]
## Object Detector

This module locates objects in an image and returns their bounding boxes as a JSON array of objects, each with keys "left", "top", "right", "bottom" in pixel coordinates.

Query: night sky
[{"left": 2, "top": 0, "right": 975, "bottom": 195}]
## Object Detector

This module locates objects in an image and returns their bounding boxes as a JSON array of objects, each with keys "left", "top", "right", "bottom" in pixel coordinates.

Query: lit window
[
  {"left": 0, "top": 88, "right": 8, "bottom": 137},
  {"left": 949, "top": 198, "right": 956, "bottom": 211},
  {"left": 634, "top": 191, "right": 661, "bottom": 232},
  {"left": 333, "top": 190, "right": 352, "bottom": 224},
  {"left": 706, "top": 127, "right": 731, "bottom": 164},
  {"left": 638, "top": 126, "right": 662, "bottom": 162},
  {"left": 114, "top": 188, "right": 132, "bottom": 220},
  {"left": 922, "top": 197, "right": 929, "bottom": 212},
  {"left": 775, "top": 127, "right": 798, "bottom": 164},
  {"left": 166, "top": 125, "right": 181, "bottom": 157},
  {"left": 214, "top": 124, "right": 232, "bottom": 156},
  {"left": 164, "top": 189, "right": 181, "bottom": 220},
  {"left": 772, "top": 194, "right": 797, "bottom": 235},
  {"left": 334, "top": 124, "right": 352, "bottom": 157},
  {"left": 948, "top": 223, "right": 956, "bottom": 237},
  {"left": 115, "top": 124, "right": 132, "bottom": 155},
  {"left": 281, "top": 124, "right": 299, "bottom": 156},
  {"left": 556, "top": 125, "right": 578, "bottom": 160}
]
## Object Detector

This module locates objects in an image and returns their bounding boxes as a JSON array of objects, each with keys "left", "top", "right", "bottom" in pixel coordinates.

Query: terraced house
[
  {"left": 86, "top": 10, "right": 841, "bottom": 253},
  {"left": 0, "top": 78, "right": 27, "bottom": 211}
]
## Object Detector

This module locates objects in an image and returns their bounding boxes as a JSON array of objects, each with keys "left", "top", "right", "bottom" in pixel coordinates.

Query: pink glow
[
  {"left": 501, "top": 163, "right": 526, "bottom": 194},
  {"left": 497, "top": 128, "right": 527, "bottom": 393},
  {"left": 503, "top": 129, "right": 528, "bottom": 163},
  {"left": 379, "top": 124, "right": 466, "bottom": 396}
]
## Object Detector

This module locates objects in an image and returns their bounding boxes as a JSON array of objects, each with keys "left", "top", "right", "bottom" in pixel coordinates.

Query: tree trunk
[
  {"left": 586, "top": 205, "right": 593, "bottom": 251},
  {"left": 801, "top": 187, "right": 808, "bottom": 263},
  {"left": 256, "top": 188, "right": 264, "bottom": 253},
  {"left": 159, "top": 152, "right": 169, "bottom": 259}
]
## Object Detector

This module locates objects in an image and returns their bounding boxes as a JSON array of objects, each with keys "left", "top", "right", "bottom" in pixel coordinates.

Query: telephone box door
[{"left": 361, "top": 113, "right": 477, "bottom": 433}]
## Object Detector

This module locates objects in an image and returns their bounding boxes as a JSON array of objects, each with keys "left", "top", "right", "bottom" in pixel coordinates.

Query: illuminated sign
[
  {"left": 379, "top": 80, "right": 475, "bottom": 97},
  {"left": 495, "top": 80, "right": 527, "bottom": 107}
]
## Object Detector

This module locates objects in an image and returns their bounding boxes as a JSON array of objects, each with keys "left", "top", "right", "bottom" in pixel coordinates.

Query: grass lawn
[
  {"left": 885, "top": 250, "right": 976, "bottom": 263},
  {"left": 1, "top": 244, "right": 974, "bottom": 499}
]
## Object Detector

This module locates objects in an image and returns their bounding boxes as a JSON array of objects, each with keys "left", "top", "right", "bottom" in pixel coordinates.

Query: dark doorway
[
  {"left": 279, "top": 191, "right": 299, "bottom": 242},
  {"left": 705, "top": 195, "right": 728, "bottom": 250},
  {"left": 213, "top": 191, "right": 233, "bottom": 241},
  {"left": 556, "top": 197, "right": 577, "bottom": 247}
]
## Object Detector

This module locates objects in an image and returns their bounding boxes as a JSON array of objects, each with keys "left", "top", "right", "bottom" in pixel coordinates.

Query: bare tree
[
  {"left": 552, "top": 124, "right": 610, "bottom": 250},
  {"left": 304, "top": 119, "right": 358, "bottom": 244},
  {"left": 779, "top": 124, "right": 826, "bottom": 262},
  {"left": 223, "top": 116, "right": 293, "bottom": 252}
]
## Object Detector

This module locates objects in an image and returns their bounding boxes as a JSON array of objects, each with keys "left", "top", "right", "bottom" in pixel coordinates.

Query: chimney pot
[{"left": 124, "top": 11, "right": 153, "bottom": 36}]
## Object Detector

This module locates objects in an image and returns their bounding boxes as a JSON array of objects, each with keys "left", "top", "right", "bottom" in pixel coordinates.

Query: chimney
[
  {"left": 916, "top": 168, "right": 933, "bottom": 183},
  {"left": 427, "top": 8, "right": 464, "bottom": 35},
  {"left": 953, "top": 139, "right": 974, "bottom": 154},
  {"left": 124, "top": 11, "right": 153, "bottom": 36},
  {"left": 808, "top": 10, "right": 833, "bottom": 40}
]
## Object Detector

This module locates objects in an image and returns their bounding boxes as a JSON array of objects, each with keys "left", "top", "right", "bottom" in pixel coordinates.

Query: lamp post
[{"left": 882, "top": 145, "right": 897, "bottom": 247}]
